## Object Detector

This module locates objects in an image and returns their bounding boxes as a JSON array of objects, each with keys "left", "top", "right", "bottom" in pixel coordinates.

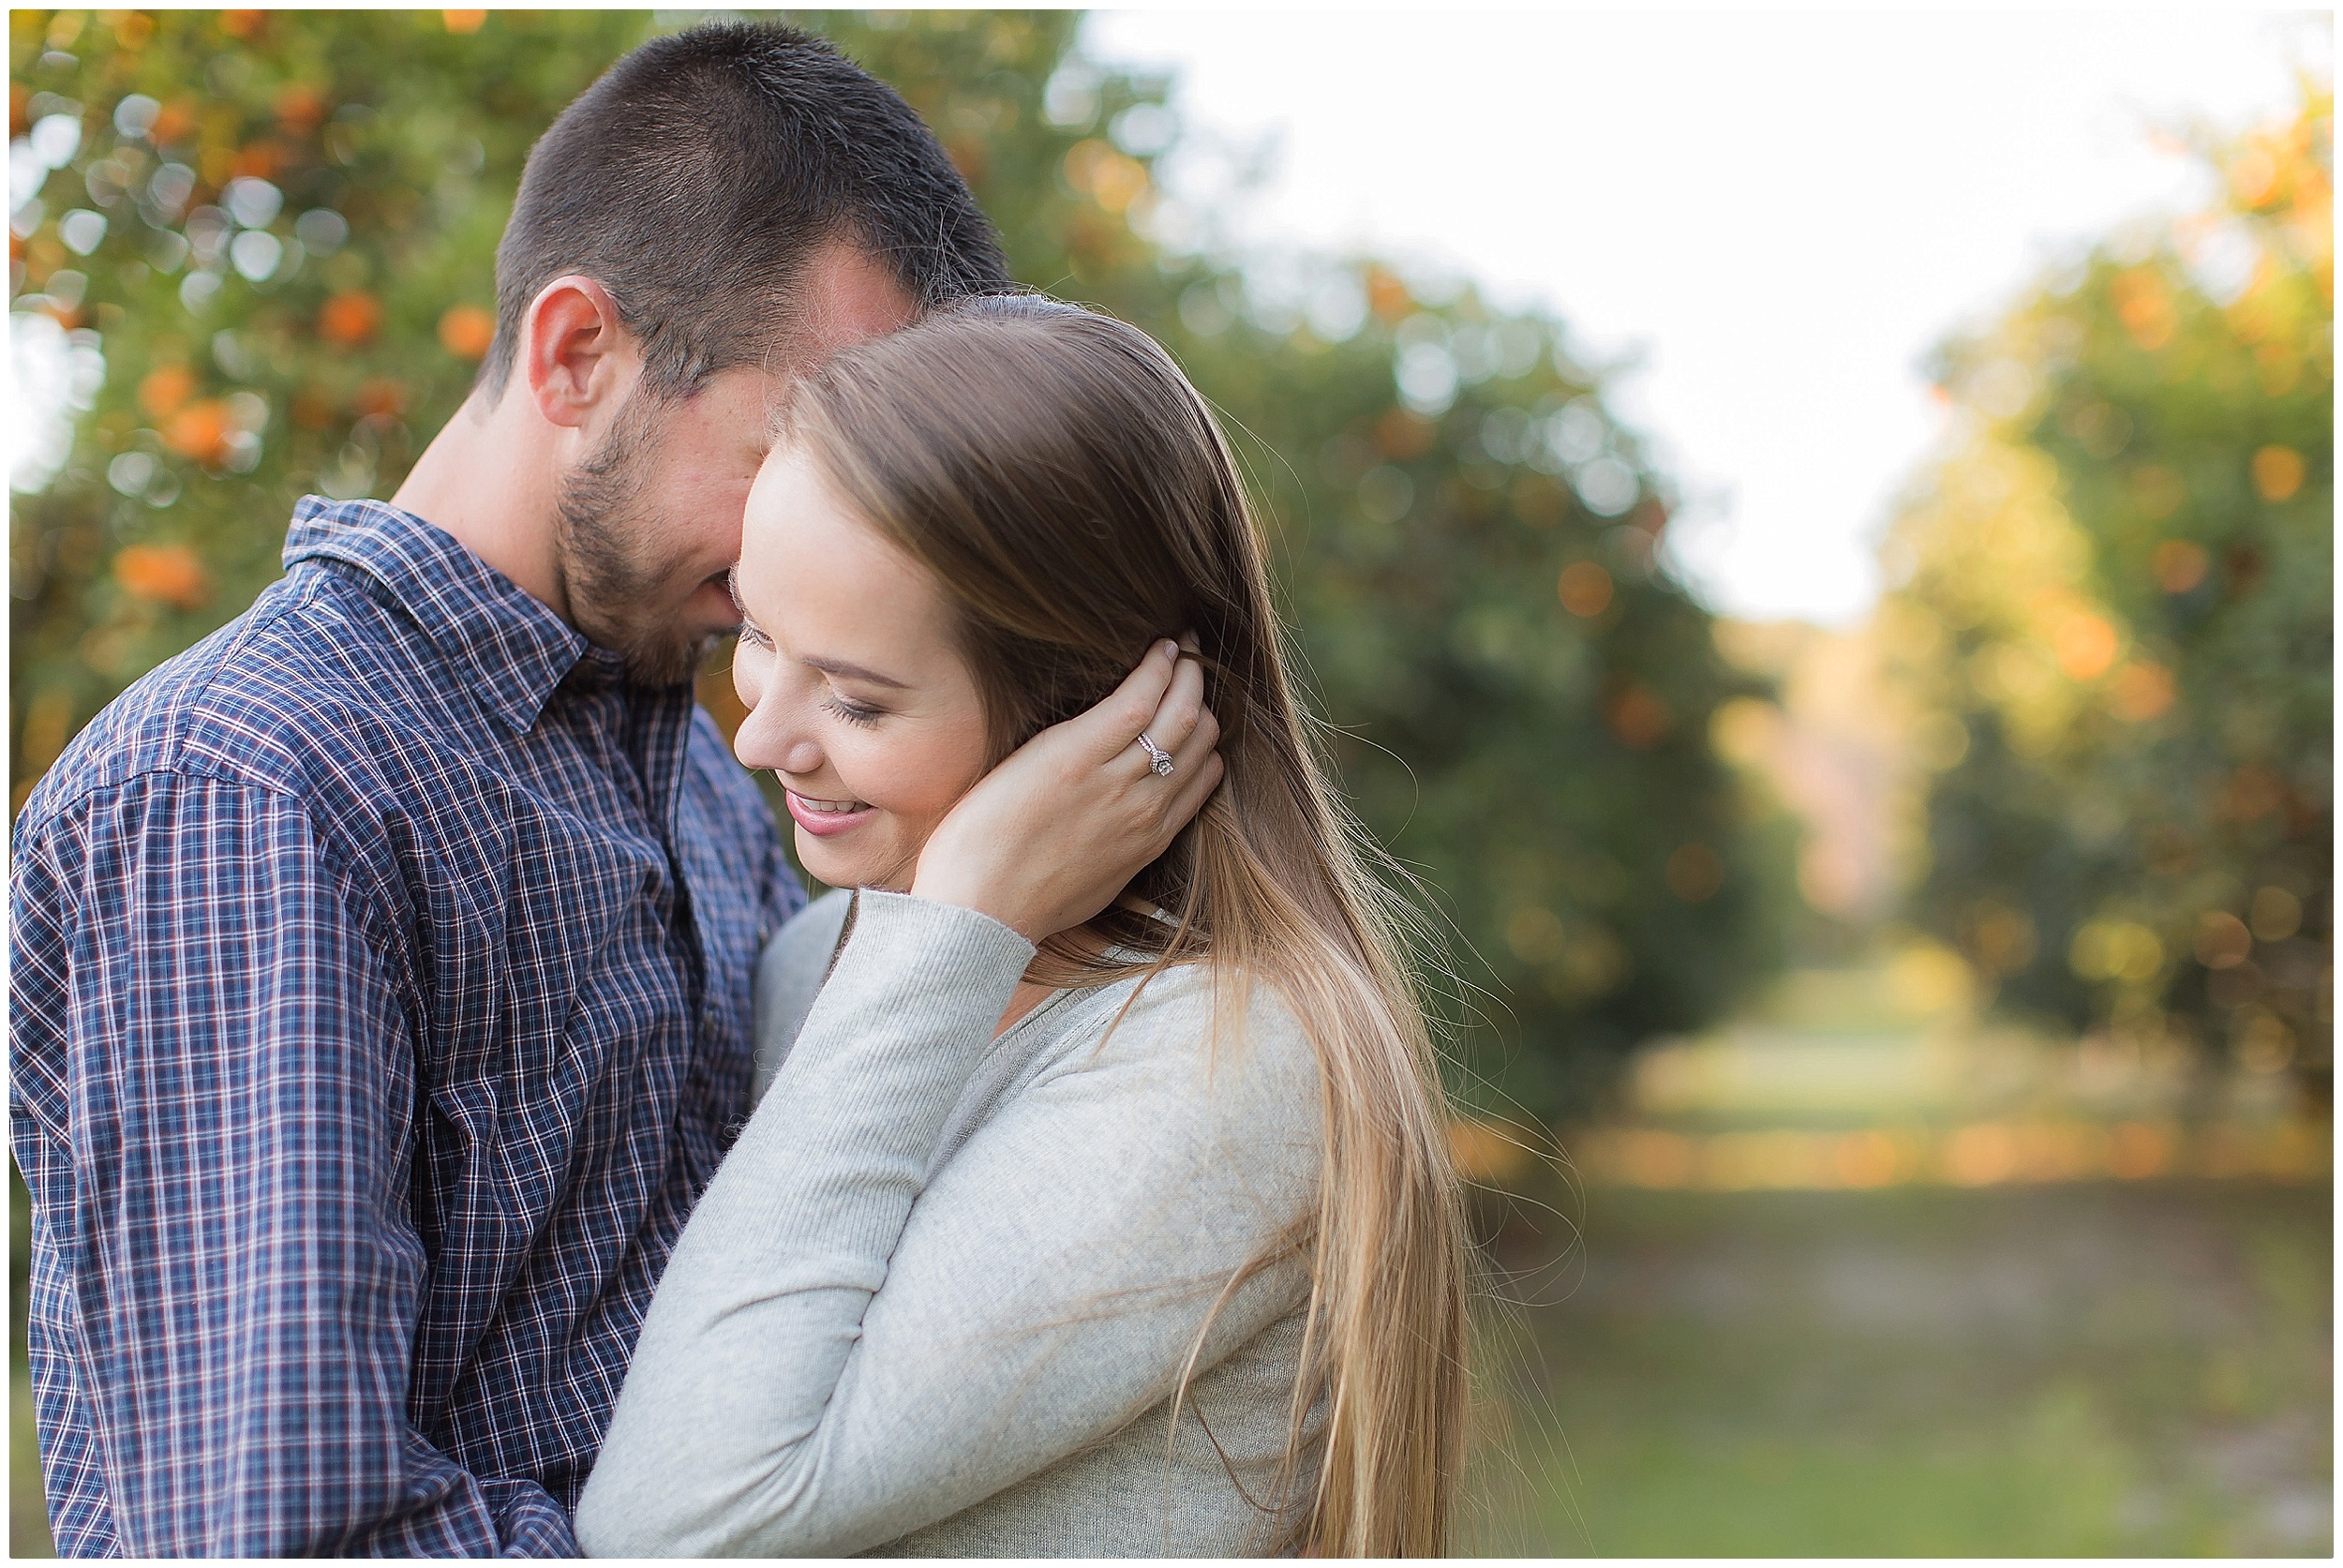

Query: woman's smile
[{"left": 783, "top": 788, "right": 876, "bottom": 837}]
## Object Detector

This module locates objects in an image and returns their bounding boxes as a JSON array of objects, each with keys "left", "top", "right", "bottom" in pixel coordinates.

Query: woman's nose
[
  {"left": 734, "top": 696, "right": 827, "bottom": 780},
  {"left": 774, "top": 734, "right": 825, "bottom": 776}
]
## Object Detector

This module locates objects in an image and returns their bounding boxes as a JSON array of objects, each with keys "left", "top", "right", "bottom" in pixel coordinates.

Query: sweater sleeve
[{"left": 573, "top": 891, "right": 1321, "bottom": 1558}]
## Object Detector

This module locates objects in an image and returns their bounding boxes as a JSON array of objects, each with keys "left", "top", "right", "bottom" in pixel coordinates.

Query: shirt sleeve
[
  {"left": 8, "top": 772, "right": 575, "bottom": 1557},
  {"left": 574, "top": 890, "right": 1321, "bottom": 1558}
]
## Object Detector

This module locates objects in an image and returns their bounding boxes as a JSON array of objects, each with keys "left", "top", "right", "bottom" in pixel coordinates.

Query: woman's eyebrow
[
  {"left": 802, "top": 656, "right": 911, "bottom": 691},
  {"left": 725, "top": 568, "right": 905, "bottom": 688}
]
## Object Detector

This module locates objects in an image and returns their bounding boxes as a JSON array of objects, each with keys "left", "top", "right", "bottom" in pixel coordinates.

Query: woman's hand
[{"left": 910, "top": 640, "right": 1223, "bottom": 943}]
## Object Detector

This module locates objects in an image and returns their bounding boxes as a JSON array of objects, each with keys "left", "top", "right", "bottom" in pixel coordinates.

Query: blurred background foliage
[
  {"left": 8, "top": 7, "right": 1777, "bottom": 1120},
  {"left": 1880, "top": 88, "right": 2333, "bottom": 1102},
  {"left": 9, "top": 9, "right": 2331, "bottom": 1559}
]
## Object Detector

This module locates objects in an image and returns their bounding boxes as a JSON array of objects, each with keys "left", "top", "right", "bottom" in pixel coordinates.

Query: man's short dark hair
[{"left": 484, "top": 22, "right": 1009, "bottom": 398}]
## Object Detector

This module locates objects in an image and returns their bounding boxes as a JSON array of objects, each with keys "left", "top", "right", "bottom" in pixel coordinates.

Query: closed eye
[{"left": 725, "top": 569, "right": 769, "bottom": 648}]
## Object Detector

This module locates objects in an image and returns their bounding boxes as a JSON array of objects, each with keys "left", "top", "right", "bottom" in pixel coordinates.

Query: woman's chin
[
  {"left": 793, "top": 830, "right": 861, "bottom": 889},
  {"left": 793, "top": 829, "right": 915, "bottom": 894}
]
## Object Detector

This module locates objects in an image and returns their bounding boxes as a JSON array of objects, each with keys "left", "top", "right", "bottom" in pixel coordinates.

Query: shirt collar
[{"left": 282, "top": 495, "right": 592, "bottom": 735}]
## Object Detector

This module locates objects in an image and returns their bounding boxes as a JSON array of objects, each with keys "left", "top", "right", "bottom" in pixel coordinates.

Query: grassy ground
[
  {"left": 13, "top": 1170, "right": 2328, "bottom": 1557},
  {"left": 12, "top": 1366, "right": 45, "bottom": 1558},
  {"left": 1460, "top": 1179, "right": 2332, "bottom": 1556},
  {"left": 11, "top": 1167, "right": 46, "bottom": 1560}
]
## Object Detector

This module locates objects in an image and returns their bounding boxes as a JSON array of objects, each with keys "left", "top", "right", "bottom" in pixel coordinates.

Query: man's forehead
[{"left": 672, "top": 244, "right": 914, "bottom": 443}]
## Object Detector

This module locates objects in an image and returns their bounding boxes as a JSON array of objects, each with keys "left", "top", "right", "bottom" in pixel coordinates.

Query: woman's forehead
[{"left": 740, "top": 445, "right": 959, "bottom": 675}]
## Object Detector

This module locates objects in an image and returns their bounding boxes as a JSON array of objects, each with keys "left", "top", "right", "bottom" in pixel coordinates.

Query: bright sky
[{"left": 1086, "top": 9, "right": 2330, "bottom": 627}]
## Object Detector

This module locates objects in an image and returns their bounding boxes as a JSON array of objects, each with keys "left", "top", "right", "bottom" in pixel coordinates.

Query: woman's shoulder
[
  {"left": 752, "top": 889, "right": 856, "bottom": 1100},
  {"left": 769, "top": 886, "right": 855, "bottom": 962},
  {"left": 1044, "top": 961, "right": 1322, "bottom": 1132},
  {"left": 762, "top": 888, "right": 854, "bottom": 998}
]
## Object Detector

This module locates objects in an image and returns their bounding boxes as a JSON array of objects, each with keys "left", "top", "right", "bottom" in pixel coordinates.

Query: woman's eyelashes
[
  {"left": 823, "top": 694, "right": 886, "bottom": 727},
  {"left": 736, "top": 620, "right": 774, "bottom": 651}
]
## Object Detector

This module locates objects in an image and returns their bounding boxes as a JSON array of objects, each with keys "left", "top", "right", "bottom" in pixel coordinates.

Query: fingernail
[{"left": 1160, "top": 639, "right": 1178, "bottom": 660}]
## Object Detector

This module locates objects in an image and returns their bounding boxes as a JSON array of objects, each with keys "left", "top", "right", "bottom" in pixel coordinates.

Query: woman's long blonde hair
[{"left": 784, "top": 292, "right": 1468, "bottom": 1556}]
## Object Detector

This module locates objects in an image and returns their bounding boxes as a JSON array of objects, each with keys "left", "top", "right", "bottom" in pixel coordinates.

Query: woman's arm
[{"left": 573, "top": 891, "right": 1319, "bottom": 1557}]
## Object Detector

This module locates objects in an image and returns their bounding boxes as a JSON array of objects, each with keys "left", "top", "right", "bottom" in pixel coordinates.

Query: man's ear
[{"left": 522, "top": 275, "right": 635, "bottom": 431}]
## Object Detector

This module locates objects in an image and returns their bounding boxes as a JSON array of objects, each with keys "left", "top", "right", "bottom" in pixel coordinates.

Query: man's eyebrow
[{"left": 803, "top": 656, "right": 911, "bottom": 691}]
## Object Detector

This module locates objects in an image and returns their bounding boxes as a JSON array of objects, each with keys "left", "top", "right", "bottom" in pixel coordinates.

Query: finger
[
  {"left": 1138, "top": 650, "right": 1208, "bottom": 755},
  {"left": 1158, "top": 748, "right": 1226, "bottom": 841},
  {"left": 1143, "top": 709, "right": 1220, "bottom": 837},
  {"left": 1119, "top": 697, "right": 1216, "bottom": 792},
  {"left": 1164, "top": 700, "right": 1217, "bottom": 775},
  {"left": 1082, "top": 639, "right": 1182, "bottom": 760}
]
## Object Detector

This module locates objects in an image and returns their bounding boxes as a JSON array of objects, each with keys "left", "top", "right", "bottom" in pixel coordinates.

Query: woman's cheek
[{"left": 882, "top": 734, "right": 972, "bottom": 826}]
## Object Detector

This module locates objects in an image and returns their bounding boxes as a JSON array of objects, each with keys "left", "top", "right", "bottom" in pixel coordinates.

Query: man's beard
[{"left": 553, "top": 395, "right": 717, "bottom": 689}]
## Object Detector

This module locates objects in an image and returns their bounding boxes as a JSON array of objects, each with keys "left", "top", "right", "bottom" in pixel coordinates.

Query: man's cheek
[{"left": 692, "top": 472, "right": 759, "bottom": 553}]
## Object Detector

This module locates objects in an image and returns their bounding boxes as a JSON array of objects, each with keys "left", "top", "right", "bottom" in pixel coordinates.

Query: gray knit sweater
[{"left": 573, "top": 889, "right": 1324, "bottom": 1557}]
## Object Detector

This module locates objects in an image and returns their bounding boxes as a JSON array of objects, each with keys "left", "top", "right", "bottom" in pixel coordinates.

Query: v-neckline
[{"left": 992, "top": 983, "right": 1067, "bottom": 1041}]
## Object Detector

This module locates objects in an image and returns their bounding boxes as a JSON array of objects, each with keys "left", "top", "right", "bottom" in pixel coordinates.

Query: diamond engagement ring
[{"left": 1137, "top": 733, "right": 1176, "bottom": 777}]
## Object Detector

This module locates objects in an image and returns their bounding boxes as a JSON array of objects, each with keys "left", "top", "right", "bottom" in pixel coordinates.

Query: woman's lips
[{"left": 784, "top": 789, "right": 876, "bottom": 838}]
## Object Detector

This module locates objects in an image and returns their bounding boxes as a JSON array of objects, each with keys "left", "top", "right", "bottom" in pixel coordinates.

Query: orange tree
[
  {"left": 10, "top": 9, "right": 1777, "bottom": 1117},
  {"left": 11, "top": 7, "right": 644, "bottom": 793},
  {"left": 1880, "top": 84, "right": 2332, "bottom": 1097}
]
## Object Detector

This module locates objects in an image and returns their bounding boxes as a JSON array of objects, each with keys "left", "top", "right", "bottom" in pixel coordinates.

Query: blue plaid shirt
[{"left": 10, "top": 498, "right": 801, "bottom": 1556}]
